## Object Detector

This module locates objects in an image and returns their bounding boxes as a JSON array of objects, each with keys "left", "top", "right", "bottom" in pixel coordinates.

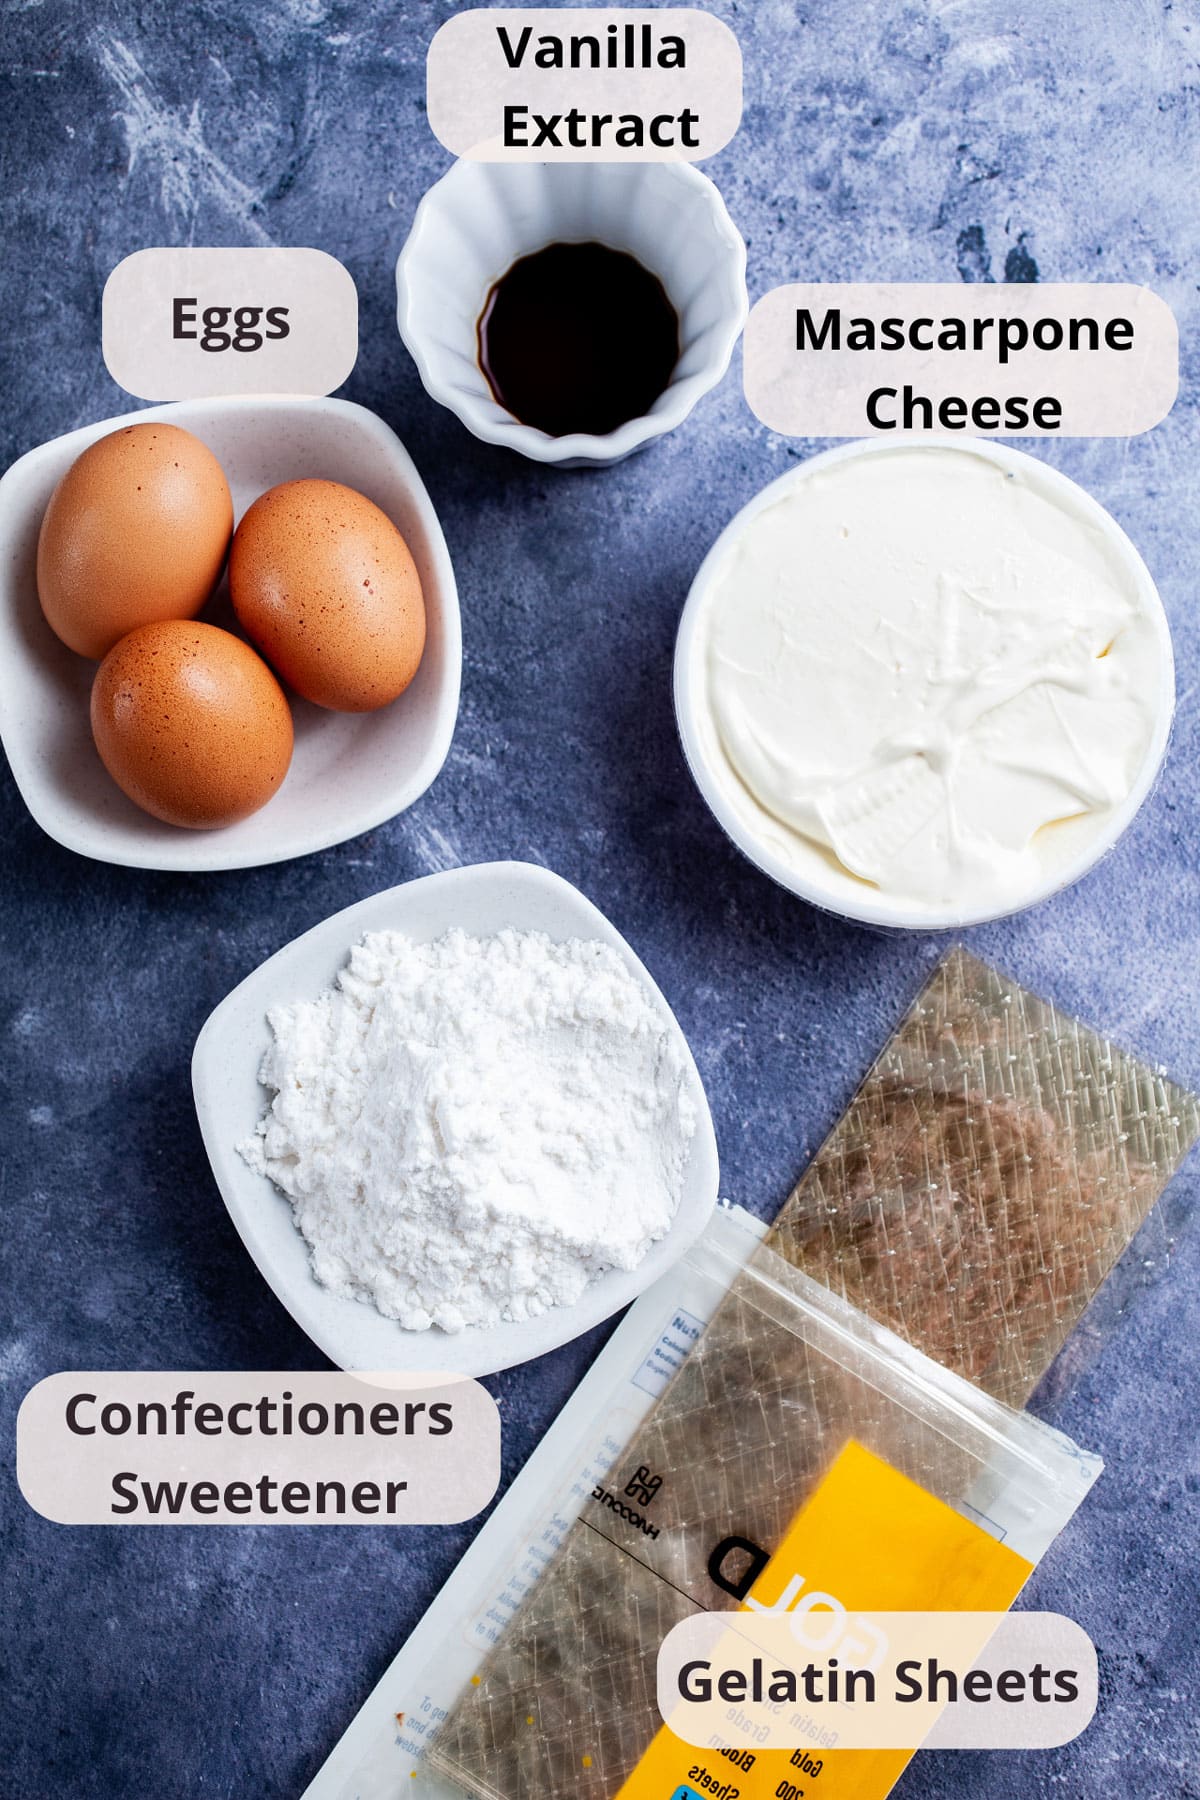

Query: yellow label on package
[{"left": 618, "top": 1441, "right": 1033, "bottom": 1800}]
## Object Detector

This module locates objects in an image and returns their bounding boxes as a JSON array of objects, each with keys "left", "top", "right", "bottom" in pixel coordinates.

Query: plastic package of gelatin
[
  {"left": 306, "top": 949, "right": 1199, "bottom": 1800},
  {"left": 765, "top": 948, "right": 1200, "bottom": 1411},
  {"left": 425, "top": 1226, "right": 1102, "bottom": 1800}
]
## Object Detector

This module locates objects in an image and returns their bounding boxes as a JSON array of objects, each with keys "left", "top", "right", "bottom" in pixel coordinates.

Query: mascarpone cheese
[{"left": 695, "top": 447, "right": 1165, "bottom": 918}]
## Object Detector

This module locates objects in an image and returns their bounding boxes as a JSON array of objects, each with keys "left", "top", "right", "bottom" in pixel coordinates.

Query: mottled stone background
[{"left": 2, "top": 1, "right": 1198, "bottom": 1795}]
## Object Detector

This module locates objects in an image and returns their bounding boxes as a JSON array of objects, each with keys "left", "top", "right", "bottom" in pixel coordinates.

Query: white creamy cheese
[{"left": 695, "top": 446, "right": 1165, "bottom": 918}]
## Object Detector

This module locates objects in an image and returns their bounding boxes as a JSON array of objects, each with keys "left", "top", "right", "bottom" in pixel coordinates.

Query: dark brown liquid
[{"left": 477, "top": 241, "right": 679, "bottom": 438}]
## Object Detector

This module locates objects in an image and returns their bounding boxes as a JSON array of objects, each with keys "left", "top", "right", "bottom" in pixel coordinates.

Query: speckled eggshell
[
  {"left": 90, "top": 620, "right": 294, "bottom": 830},
  {"left": 228, "top": 478, "right": 426, "bottom": 712},
  {"left": 37, "top": 422, "right": 233, "bottom": 659}
]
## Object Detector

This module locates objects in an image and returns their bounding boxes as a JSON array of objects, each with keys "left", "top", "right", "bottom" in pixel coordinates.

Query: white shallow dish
[
  {"left": 0, "top": 396, "right": 461, "bottom": 870},
  {"left": 674, "top": 436, "right": 1176, "bottom": 930},
  {"left": 397, "top": 159, "right": 748, "bottom": 467},
  {"left": 192, "top": 861, "right": 720, "bottom": 1376}
]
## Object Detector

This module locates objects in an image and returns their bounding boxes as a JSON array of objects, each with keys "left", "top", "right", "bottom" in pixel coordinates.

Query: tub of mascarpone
[{"left": 675, "top": 440, "right": 1174, "bottom": 928}]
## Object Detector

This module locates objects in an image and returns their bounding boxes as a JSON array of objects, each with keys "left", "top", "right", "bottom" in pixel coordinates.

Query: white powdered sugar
[{"left": 239, "top": 927, "right": 696, "bottom": 1333}]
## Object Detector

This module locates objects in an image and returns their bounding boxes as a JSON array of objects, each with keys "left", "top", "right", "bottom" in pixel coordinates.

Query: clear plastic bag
[
  {"left": 429, "top": 1223, "right": 1101, "bottom": 1800},
  {"left": 768, "top": 947, "right": 1200, "bottom": 1408}
]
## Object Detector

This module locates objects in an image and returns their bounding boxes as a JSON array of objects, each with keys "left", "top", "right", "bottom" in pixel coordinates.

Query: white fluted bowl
[{"left": 396, "top": 160, "right": 748, "bottom": 467}]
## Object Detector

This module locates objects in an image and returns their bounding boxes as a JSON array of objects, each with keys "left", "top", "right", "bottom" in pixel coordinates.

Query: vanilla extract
[{"left": 478, "top": 241, "right": 680, "bottom": 438}]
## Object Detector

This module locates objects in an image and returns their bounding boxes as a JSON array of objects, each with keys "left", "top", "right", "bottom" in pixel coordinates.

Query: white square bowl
[
  {"left": 192, "top": 862, "right": 720, "bottom": 1375},
  {"left": 0, "top": 396, "right": 461, "bottom": 870}
]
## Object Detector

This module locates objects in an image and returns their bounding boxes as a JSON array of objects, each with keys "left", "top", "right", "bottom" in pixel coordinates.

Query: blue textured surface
[{"left": 2, "top": 3, "right": 1198, "bottom": 1796}]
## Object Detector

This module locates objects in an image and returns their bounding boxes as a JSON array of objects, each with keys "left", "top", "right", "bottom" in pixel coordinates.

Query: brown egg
[
  {"left": 38, "top": 422, "right": 233, "bottom": 659},
  {"left": 90, "top": 620, "right": 293, "bottom": 829},
  {"left": 229, "top": 479, "right": 426, "bottom": 711}
]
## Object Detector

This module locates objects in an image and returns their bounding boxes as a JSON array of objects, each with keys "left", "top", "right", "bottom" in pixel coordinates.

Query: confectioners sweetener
[{"left": 240, "top": 927, "right": 696, "bottom": 1333}]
